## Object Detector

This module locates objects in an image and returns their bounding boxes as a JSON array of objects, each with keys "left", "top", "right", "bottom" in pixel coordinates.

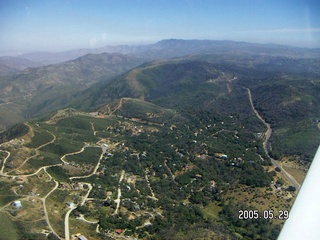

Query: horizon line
[{"left": 1, "top": 38, "right": 319, "bottom": 56}]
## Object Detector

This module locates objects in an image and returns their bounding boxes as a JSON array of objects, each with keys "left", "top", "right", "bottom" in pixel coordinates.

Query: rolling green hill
[
  {"left": 0, "top": 52, "right": 144, "bottom": 129},
  {"left": 72, "top": 55, "right": 320, "bottom": 161},
  {"left": 247, "top": 77, "right": 320, "bottom": 161}
]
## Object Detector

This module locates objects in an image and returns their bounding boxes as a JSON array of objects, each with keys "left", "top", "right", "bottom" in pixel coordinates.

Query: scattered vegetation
[{"left": 0, "top": 53, "right": 318, "bottom": 239}]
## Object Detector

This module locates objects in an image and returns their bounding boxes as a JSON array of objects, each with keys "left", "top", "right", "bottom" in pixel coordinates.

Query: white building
[{"left": 13, "top": 200, "right": 22, "bottom": 208}]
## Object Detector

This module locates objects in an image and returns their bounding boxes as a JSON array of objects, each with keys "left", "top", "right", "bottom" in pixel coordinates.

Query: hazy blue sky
[{"left": 1, "top": 0, "right": 319, "bottom": 52}]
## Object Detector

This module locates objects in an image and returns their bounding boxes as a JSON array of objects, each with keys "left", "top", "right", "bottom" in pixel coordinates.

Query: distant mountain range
[
  {"left": 0, "top": 56, "right": 45, "bottom": 75},
  {"left": 1, "top": 39, "right": 319, "bottom": 75}
]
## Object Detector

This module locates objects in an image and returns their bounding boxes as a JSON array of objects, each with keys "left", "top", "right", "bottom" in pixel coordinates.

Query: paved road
[
  {"left": 246, "top": 88, "right": 301, "bottom": 190},
  {"left": 80, "top": 183, "right": 93, "bottom": 206},
  {"left": 270, "top": 158, "right": 301, "bottom": 190},
  {"left": 65, "top": 204, "right": 77, "bottom": 240}
]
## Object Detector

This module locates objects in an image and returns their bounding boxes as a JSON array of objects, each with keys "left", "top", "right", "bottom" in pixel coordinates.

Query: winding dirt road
[
  {"left": 0, "top": 125, "right": 110, "bottom": 239},
  {"left": 113, "top": 170, "right": 125, "bottom": 215},
  {"left": 144, "top": 169, "right": 158, "bottom": 201},
  {"left": 60, "top": 146, "right": 86, "bottom": 165},
  {"left": 69, "top": 146, "right": 105, "bottom": 180},
  {"left": 0, "top": 150, "right": 10, "bottom": 174},
  {"left": 6, "top": 130, "right": 57, "bottom": 174},
  {"left": 41, "top": 168, "right": 61, "bottom": 239}
]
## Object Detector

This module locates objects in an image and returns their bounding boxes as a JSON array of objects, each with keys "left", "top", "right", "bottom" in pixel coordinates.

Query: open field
[
  {"left": 204, "top": 201, "right": 222, "bottom": 220},
  {"left": 223, "top": 185, "right": 294, "bottom": 225},
  {"left": 282, "top": 166, "right": 306, "bottom": 185},
  {"left": 0, "top": 212, "right": 20, "bottom": 240},
  {"left": 46, "top": 189, "right": 70, "bottom": 237},
  {"left": 282, "top": 161, "right": 309, "bottom": 185},
  {"left": 69, "top": 217, "right": 99, "bottom": 239}
]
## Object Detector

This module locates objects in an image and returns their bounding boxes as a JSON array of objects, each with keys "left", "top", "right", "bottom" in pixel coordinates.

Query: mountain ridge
[
  {"left": 4, "top": 39, "right": 320, "bottom": 66},
  {"left": 0, "top": 52, "right": 144, "bottom": 129}
]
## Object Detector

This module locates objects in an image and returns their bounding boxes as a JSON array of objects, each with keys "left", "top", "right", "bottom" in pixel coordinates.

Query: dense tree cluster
[{"left": 0, "top": 123, "right": 28, "bottom": 144}]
